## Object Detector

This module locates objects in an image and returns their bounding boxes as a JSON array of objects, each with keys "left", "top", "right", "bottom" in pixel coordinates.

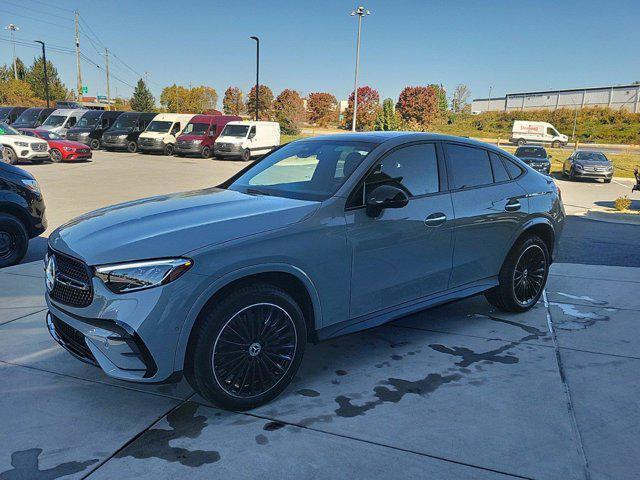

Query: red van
[{"left": 174, "top": 114, "right": 241, "bottom": 158}]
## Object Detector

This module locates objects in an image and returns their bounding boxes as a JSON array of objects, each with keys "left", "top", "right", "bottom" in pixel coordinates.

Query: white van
[
  {"left": 214, "top": 121, "right": 280, "bottom": 161},
  {"left": 0, "top": 122, "right": 49, "bottom": 164},
  {"left": 39, "top": 109, "right": 86, "bottom": 138},
  {"left": 510, "top": 121, "right": 568, "bottom": 148},
  {"left": 138, "top": 113, "right": 195, "bottom": 155}
]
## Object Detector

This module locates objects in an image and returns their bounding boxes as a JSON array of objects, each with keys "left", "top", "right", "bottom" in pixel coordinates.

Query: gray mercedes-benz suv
[{"left": 45, "top": 132, "right": 564, "bottom": 410}]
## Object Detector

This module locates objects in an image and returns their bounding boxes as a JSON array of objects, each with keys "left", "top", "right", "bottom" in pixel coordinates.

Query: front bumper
[
  {"left": 214, "top": 143, "right": 243, "bottom": 157},
  {"left": 18, "top": 150, "right": 49, "bottom": 160},
  {"left": 64, "top": 151, "right": 92, "bottom": 161},
  {"left": 175, "top": 142, "right": 204, "bottom": 154},
  {"left": 102, "top": 137, "right": 128, "bottom": 149},
  {"left": 574, "top": 170, "right": 613, "bottom": 180},
  {"left": 530, "top": 164, "right": 551, "bottom": 175},
  {"left": 45, "top": 263, "right": 204, "bottom": 383},
  {"left": 66, "top": 133, "right": 91, "bottom": 146}
]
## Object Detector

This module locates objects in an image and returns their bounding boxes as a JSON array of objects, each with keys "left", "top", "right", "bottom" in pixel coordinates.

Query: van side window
[
  {"left": 445, "top": 143, "right": 493, "bottom": 189},
  {"left": 489, "top": 152, "right": 510, "bottom": 182},
  {"left": 209, "top": 125, "right": 217, "bottom": 135},
  {"left": 249, "top": 126, "right": 256, "bottom": 138},
  {"left": 502, "top": 156, "right": 525, "bottom": 179},
  {"left": 171, "top": 123, "right": 181, "bottom": 135},
  {"left": 67, "top": 117, "right": 77, "bottom": 128}
]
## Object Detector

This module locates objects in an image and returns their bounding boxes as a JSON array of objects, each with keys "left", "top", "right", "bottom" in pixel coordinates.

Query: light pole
[
  {"left": 5, "top": 24, "right": 20, "bottom": 80},
  {"left": 350, "top": 6, "right": 370, "bottom": 132},
  {"left": 34, "top": 41, "right": 50, "bottom": 108},
  {"left": 250, "top": 36, "right": 260, "bottom": 121},
  {"left": 487, "top": 85, "right": 492, "bottom": 113}
]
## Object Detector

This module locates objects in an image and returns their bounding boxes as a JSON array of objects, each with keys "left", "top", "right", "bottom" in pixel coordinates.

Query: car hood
[
  {"left": 575, "top": 159, "right": 611, "bottom": 168},
  {"left": 48, "top": 188, "right": 320, "bottom": 265},
  {"left": 139, "top": 132, "right": 166, "bottom": 139},
  {"left": 178, "top": 134, "right": 204, "bottom": 141},
  {"left": 56, "top": 140, "right": 89, "bottom": 149},
  {"left": 3, "top": 134, "right": 47, "bottom": 145},
  {"left": 216, "top": 135, "right": 244, "bottom": 144},
  {"left": 39, "top": 125, "right": 64, "bottom": 132},
  {"left": 518, "top": 156, "right": 550, "bottom": 164},
  {"left": 104, "top": 129, "right": 132, "bottom": 136},
  {"left": 67, "top": 127, "right": 93, "bottom": 134}
]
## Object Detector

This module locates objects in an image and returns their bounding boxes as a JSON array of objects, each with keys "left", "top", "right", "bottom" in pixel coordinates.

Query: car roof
[
  {"left": 299, "top": 131, "right": 504, "bottom": 148},
  {"left": 516, "top": 145, "right": 545, "bottom": 149},
  {"left": 575, "top": 150, "right": 605, "bottom": 154}
]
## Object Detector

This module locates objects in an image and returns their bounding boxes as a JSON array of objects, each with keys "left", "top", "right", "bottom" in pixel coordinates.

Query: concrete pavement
[{"left": 1, "top": 260, "right": 638, "bottom": 480}]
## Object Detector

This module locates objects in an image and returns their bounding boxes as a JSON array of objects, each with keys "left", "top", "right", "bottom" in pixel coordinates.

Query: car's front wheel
[
  {"left": 0, "top": 213, "right": 28, "bottom": 268},
  {"left": 201, "top": 146, "right": 211, "bottom": 158},
  {"left": 50, "top": 148, "right": 63, "bottom": 163},
  {"left": 485, "top": 235, "right": 549, "bottom": 312},
  {"left": 3, "top": 147, "right": 18, "bottom": 165},
  {"left": 127, "top": 141, "right": 137, "bottom": 153},
  {"left": 90, "top": 138, "right": 100, "bottom": 150},
  {"left": 186, "top": 283, "right": 307, "bottom": 410}
]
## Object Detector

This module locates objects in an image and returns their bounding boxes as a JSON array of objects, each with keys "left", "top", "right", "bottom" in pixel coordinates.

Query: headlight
[
  {"left": 63, "top": 147, "right": 74, "bottom": 152},
  {"left": 95, "top": 258, "right": 193, "bottom": 294},
  {"left": 192, "top": 139, "right": 202, "bottom": 145},
  {"left": 21, "top": 179, "right": 41, "bottom": 195},
  {"left": 16, "top": 141, "right": 28, "bottom": 147},
  {"left": 575, "top": 163, "right": 584, "bottom": 170},
  {"left": 119, "top": 134, "right": 127, "bottom": 139},
  {"left": 607, "top": 165, "right": 614, "bottom": 171}
]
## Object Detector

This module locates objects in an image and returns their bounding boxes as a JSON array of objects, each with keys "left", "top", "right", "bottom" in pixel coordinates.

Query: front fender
[{"left": 172, "top": 262, "right": 323, "bottom": 373}]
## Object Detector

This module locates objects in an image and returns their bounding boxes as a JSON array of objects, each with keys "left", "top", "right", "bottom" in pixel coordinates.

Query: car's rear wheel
[
  {"left": 127, "top": 141, "right": 137, "bottom": 153},
  {"left": 485, "top": 235, "right": 549, "bottom": 312},
  {"left": 3, "top": 147, "right": 18, "bottom": 165},
  {"left": 186, "top": 283, "right": 307, "bottom": 411},
  {"left": 50, "top": 148, "right": 63, "bottom": 163},
  {"left": 551, "top": 140, "right": 561, "bottom": 148},
  {"left": 0, "top": 214, "right": 28, "bottom": 268},
  {"left": 90, "top": 138, "right": 100, "bottom": 150},
  {"left": 517, "top": 138, "right": 526, "bottom": 146}
]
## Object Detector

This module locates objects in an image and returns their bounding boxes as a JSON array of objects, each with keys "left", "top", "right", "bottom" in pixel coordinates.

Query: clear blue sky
[{"left": 2, "top": 0, "right": 639, "bottom": 105}]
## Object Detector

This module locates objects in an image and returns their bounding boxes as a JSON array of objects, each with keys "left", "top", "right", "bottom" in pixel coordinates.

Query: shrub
[{"left": 614, "top": 196, "right": 632, "bottom": 211}]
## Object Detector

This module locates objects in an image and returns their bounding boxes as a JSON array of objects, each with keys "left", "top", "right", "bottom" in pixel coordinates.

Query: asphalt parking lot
[{"left": 2, "top": 150, "right": 640, "bottom": 479}]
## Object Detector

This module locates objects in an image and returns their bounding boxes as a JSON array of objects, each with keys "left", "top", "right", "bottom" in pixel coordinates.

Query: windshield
[
  {"left": 112, "top": 114, "right": 138, "bottom": 130},
  {"left": 576, "top": 152, "right": 608, "bottom": 162},
  {"left": 42, "top": 115, "right": 66, "bottom": 127},
  {"left": 229, "top": 140, "right": 376, "bottom": 201},
  {"left": 221, "top": 124, "right": 249, "bottom": 137},
  {"left": 76, "top": 113, "right": 100, "bottom": 128},
  {"left": 183, "top": 122, "right": 208, "bottom": 135},
  {"left": 515, "top": 147, "right": 547, "bottom": 159},
  {"left": 0, "top": 122, "right": 20, "bottom": 135},
  {"left": 0, "top": 107, "right": 11, "bottom": 120},
  {"left": 37, "top": 130, "right": 62, "bottom": 140},
  {"left": 146, "top": 120, "right": 172, "bottom": 133},
  {"left": 15, "top": 109, "right": 40, "bottom": 123}
]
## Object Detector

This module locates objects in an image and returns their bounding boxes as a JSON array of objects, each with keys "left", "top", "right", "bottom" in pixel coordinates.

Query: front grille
[
  {"left": 78, "top": 148, "right": 90, "bottom": 154},
  {"left": 31, "top": 143, "right": 47, "bottom": 152},
  {"left": 51, "top": 314, "right": 96, "bottom": 363},
  {"left": 50, "top": 249, "right": 94, "bottom": 308},
  {"left": 140, "top": 138, "right": 158, "bottom": 146}
]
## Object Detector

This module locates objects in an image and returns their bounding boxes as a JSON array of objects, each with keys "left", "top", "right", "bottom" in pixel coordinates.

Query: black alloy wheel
[
  {"left": 90, "top": 138, "right": 100, "bottom": 150},
  {"left": 212, "top": 303, "right": 297, "bottom": 399},
  {"left": 242, "top": 148, "right": 251, "bottom": 162},
  {"left": 164, "top": 143, "right": 175, "bottom": 156},
  {"left": 127, "top": 141, "right": 137, "bottom": 153},
  {"left": 201, "top": 146, "right": 211, "bottom": 158},
  {"left": 0, "top": 214, "right": 28, "bottom": 268},
  {"left": 512, "top": 244, "right": 547, "bottom": 308}
]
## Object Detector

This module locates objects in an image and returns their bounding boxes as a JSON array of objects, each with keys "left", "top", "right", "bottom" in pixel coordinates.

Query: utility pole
[
  {"left": 74, "top": 11, "right": 83, "bottom": 100},
  {"left": 5, "top": 24, "right": 19, "bottom": 80},
  {"left": 104, "top": 48, "right": 111, "bottom": 111},
  {"left": 350, "top": 7, "right": 370, "bottom": 132},
  {"left": 250, "top": 36, "right": 260, "bottom": 121},
  {"left": 34, "top": 41, "right": 50, "bottom": 107},
  {"left": 487, "top": 85, "right": 492, "bottom": 113}
]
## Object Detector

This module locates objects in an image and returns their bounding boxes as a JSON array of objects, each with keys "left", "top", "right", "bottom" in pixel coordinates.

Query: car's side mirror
[{"left": 365, "top": 184, "right": 409, "bottom": 218}]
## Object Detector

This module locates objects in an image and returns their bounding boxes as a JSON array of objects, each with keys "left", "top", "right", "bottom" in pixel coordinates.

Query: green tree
[
  {"left": 274, "top": 89, "right": 305, "bottom": 134},
  {"left": 26, "top": 56, "right": 68, "bottom": 101},
  {"left": 131, "top": 78, "right": 156, "bottom": 111},
  {"left": 375, "top": 98, "right": 401, "bottom": 131},
  {"left": 223, "top": 87, "right": 244, "bottom": 115},
  {"left": 246, "top": 84, "right": 274, "bottom": 120},
  {"left": 0, "top": 79, "right": 40, "bottom": 105},
  {"left": 429, "top": 84, "right": 448, "bottom": 112}
]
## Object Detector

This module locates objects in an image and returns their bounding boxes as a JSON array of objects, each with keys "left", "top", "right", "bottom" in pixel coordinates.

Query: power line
[
  {"left": 5, "top": 0, "right": 71, "bottom": 22},
  {"left": 24, "top": 0, "right": 75, "bottom": 14},
  {"left": 2, "top": 6, "right": 74, "bottom": 31}
]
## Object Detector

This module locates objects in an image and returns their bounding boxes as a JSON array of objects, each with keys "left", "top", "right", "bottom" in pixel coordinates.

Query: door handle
[
  {"left": 425, "top": 213, "right": 447, "bottom": 227},
  {"left": 505, "top": 200, "right": 521, "bottom": 212}
]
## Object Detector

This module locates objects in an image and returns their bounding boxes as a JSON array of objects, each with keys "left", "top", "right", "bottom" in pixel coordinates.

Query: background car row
[{"left": 0, "top": 104, "right": 281, "bottom": 163}]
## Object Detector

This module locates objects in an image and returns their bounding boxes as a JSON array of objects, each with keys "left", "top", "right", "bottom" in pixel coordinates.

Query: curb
[{"left": 575, "top": 209, "right": 640, "bottom": 225}]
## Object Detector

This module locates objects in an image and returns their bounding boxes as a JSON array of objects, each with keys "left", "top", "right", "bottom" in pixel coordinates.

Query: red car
[{"left": 19, "top": 128, "right": 92, "bottom": 163}]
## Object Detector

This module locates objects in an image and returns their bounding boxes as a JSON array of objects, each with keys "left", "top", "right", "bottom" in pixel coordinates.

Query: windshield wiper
[{"left": 246, "top": 188, "right": 271, "bottom": 196}]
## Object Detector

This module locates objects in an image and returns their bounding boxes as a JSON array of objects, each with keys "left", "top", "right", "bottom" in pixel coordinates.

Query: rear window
[
  {"left": 503, "top": 157, "right": 525, "bottom": 179},
  {"left": 445, "top": 144, "right": 494, "bottom": 189},
  {"left": 489, "top": 153, "right": 510, "bottom": 182}
]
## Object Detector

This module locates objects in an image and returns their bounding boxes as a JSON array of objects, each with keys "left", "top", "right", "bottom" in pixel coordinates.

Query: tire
[
  {"left": 50, "top": 148, "right": 63, "bottom": 163},
  {"left": 569, "top": 167, "right": 576, "bottom": 181},
  {"left": 3, "top": 147, "right": 18, "bottom": 165},
  {"left": 241, "top": 148, "right": 252, "bottom": 162},
  {"left": 551, "top": 140, "right": 560, "bottom": 148},
  {"left": 485, "top": 235, "right": 549, "bottom": 313},
  {"left": 517, "top": 138, "right": 526, "bottom": 146},
  {"left": 0, "top": 213, "right": 29, "bottom": 268},
  {"left": 127, "top": 141, "right": 138, "bottom": 153},
  {"left": 90, "top": 138, "right": 101, "bottom": 150},
  {"left": 164, "top": 144, "right": 174, "bottom": 156},
  {"left": 186, "top": 283, "right": 307, "bottom": 411},
  {"left": 201, "top": 146, "right": 211, "bottom": 158}
]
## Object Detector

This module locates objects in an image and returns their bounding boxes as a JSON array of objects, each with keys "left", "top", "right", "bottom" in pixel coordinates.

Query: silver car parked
[{"left": 45, "top": 133, "right": 565, "bottom": 410}]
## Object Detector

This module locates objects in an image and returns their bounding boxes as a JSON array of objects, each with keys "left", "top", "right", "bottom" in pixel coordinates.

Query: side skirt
[{"left": 315, "top": 277, "right": 498, "bottom": 341}]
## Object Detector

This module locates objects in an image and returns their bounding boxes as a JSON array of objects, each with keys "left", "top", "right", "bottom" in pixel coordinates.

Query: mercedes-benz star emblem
[
  {"left": 45, "top": 255, "right": 56, "bottom": 292},
  {"left": 248, "top": 342, "right": 262, "bottom": 357}
]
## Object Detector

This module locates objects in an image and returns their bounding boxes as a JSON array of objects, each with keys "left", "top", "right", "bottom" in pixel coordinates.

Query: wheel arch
[
  {"left": 174, "top": 264, "right": 322, "bottom": 373},
  {"left": 0, "top": 200, "right": 33, "bottom": 235},
  {"left": 507, "top": 217, "right": 556, "bottom": 262}
]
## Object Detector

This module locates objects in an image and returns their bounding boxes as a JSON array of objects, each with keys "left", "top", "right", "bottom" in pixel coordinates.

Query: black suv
[
  {"left": 514, "top": 146, "right": 551, "bottom": 175},
  {"left": 0, "top": 150, "right": 47, "bottom": 267}
]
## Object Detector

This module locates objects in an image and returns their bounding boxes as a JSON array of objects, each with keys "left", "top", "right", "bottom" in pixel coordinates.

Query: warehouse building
[{"left": 472, "top": 83, "right": 640, "bottom": 113}]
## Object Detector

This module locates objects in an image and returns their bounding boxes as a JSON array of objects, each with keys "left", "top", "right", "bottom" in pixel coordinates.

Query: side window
[
  {"left": 366, "top": 144, "right": 439, "bottom": 198},
  {"left": 502, "top": 156, "right": 525, "bottom": 179},
  {"left": 209, "top": 125, "right": 217, "bottom": 135},
  {"left": 67, "top": 116, "right": 77, "bottom": 127},
  {"left": 249, "top": 126, "right": 256, "bottom": 138},
  {"left": 445, "top": 144, "right": 493, "bottom": 189},
  {"left": 171, "top": 123, "right": 181, "bottom": 135},
  {"left": 489, "top": 152, "right": 510, "bottom": 182}
]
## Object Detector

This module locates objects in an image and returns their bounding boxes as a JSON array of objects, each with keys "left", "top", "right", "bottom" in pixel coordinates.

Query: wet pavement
[{"left": 0, "top": 261, "right": 638, "bottom": 480}]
